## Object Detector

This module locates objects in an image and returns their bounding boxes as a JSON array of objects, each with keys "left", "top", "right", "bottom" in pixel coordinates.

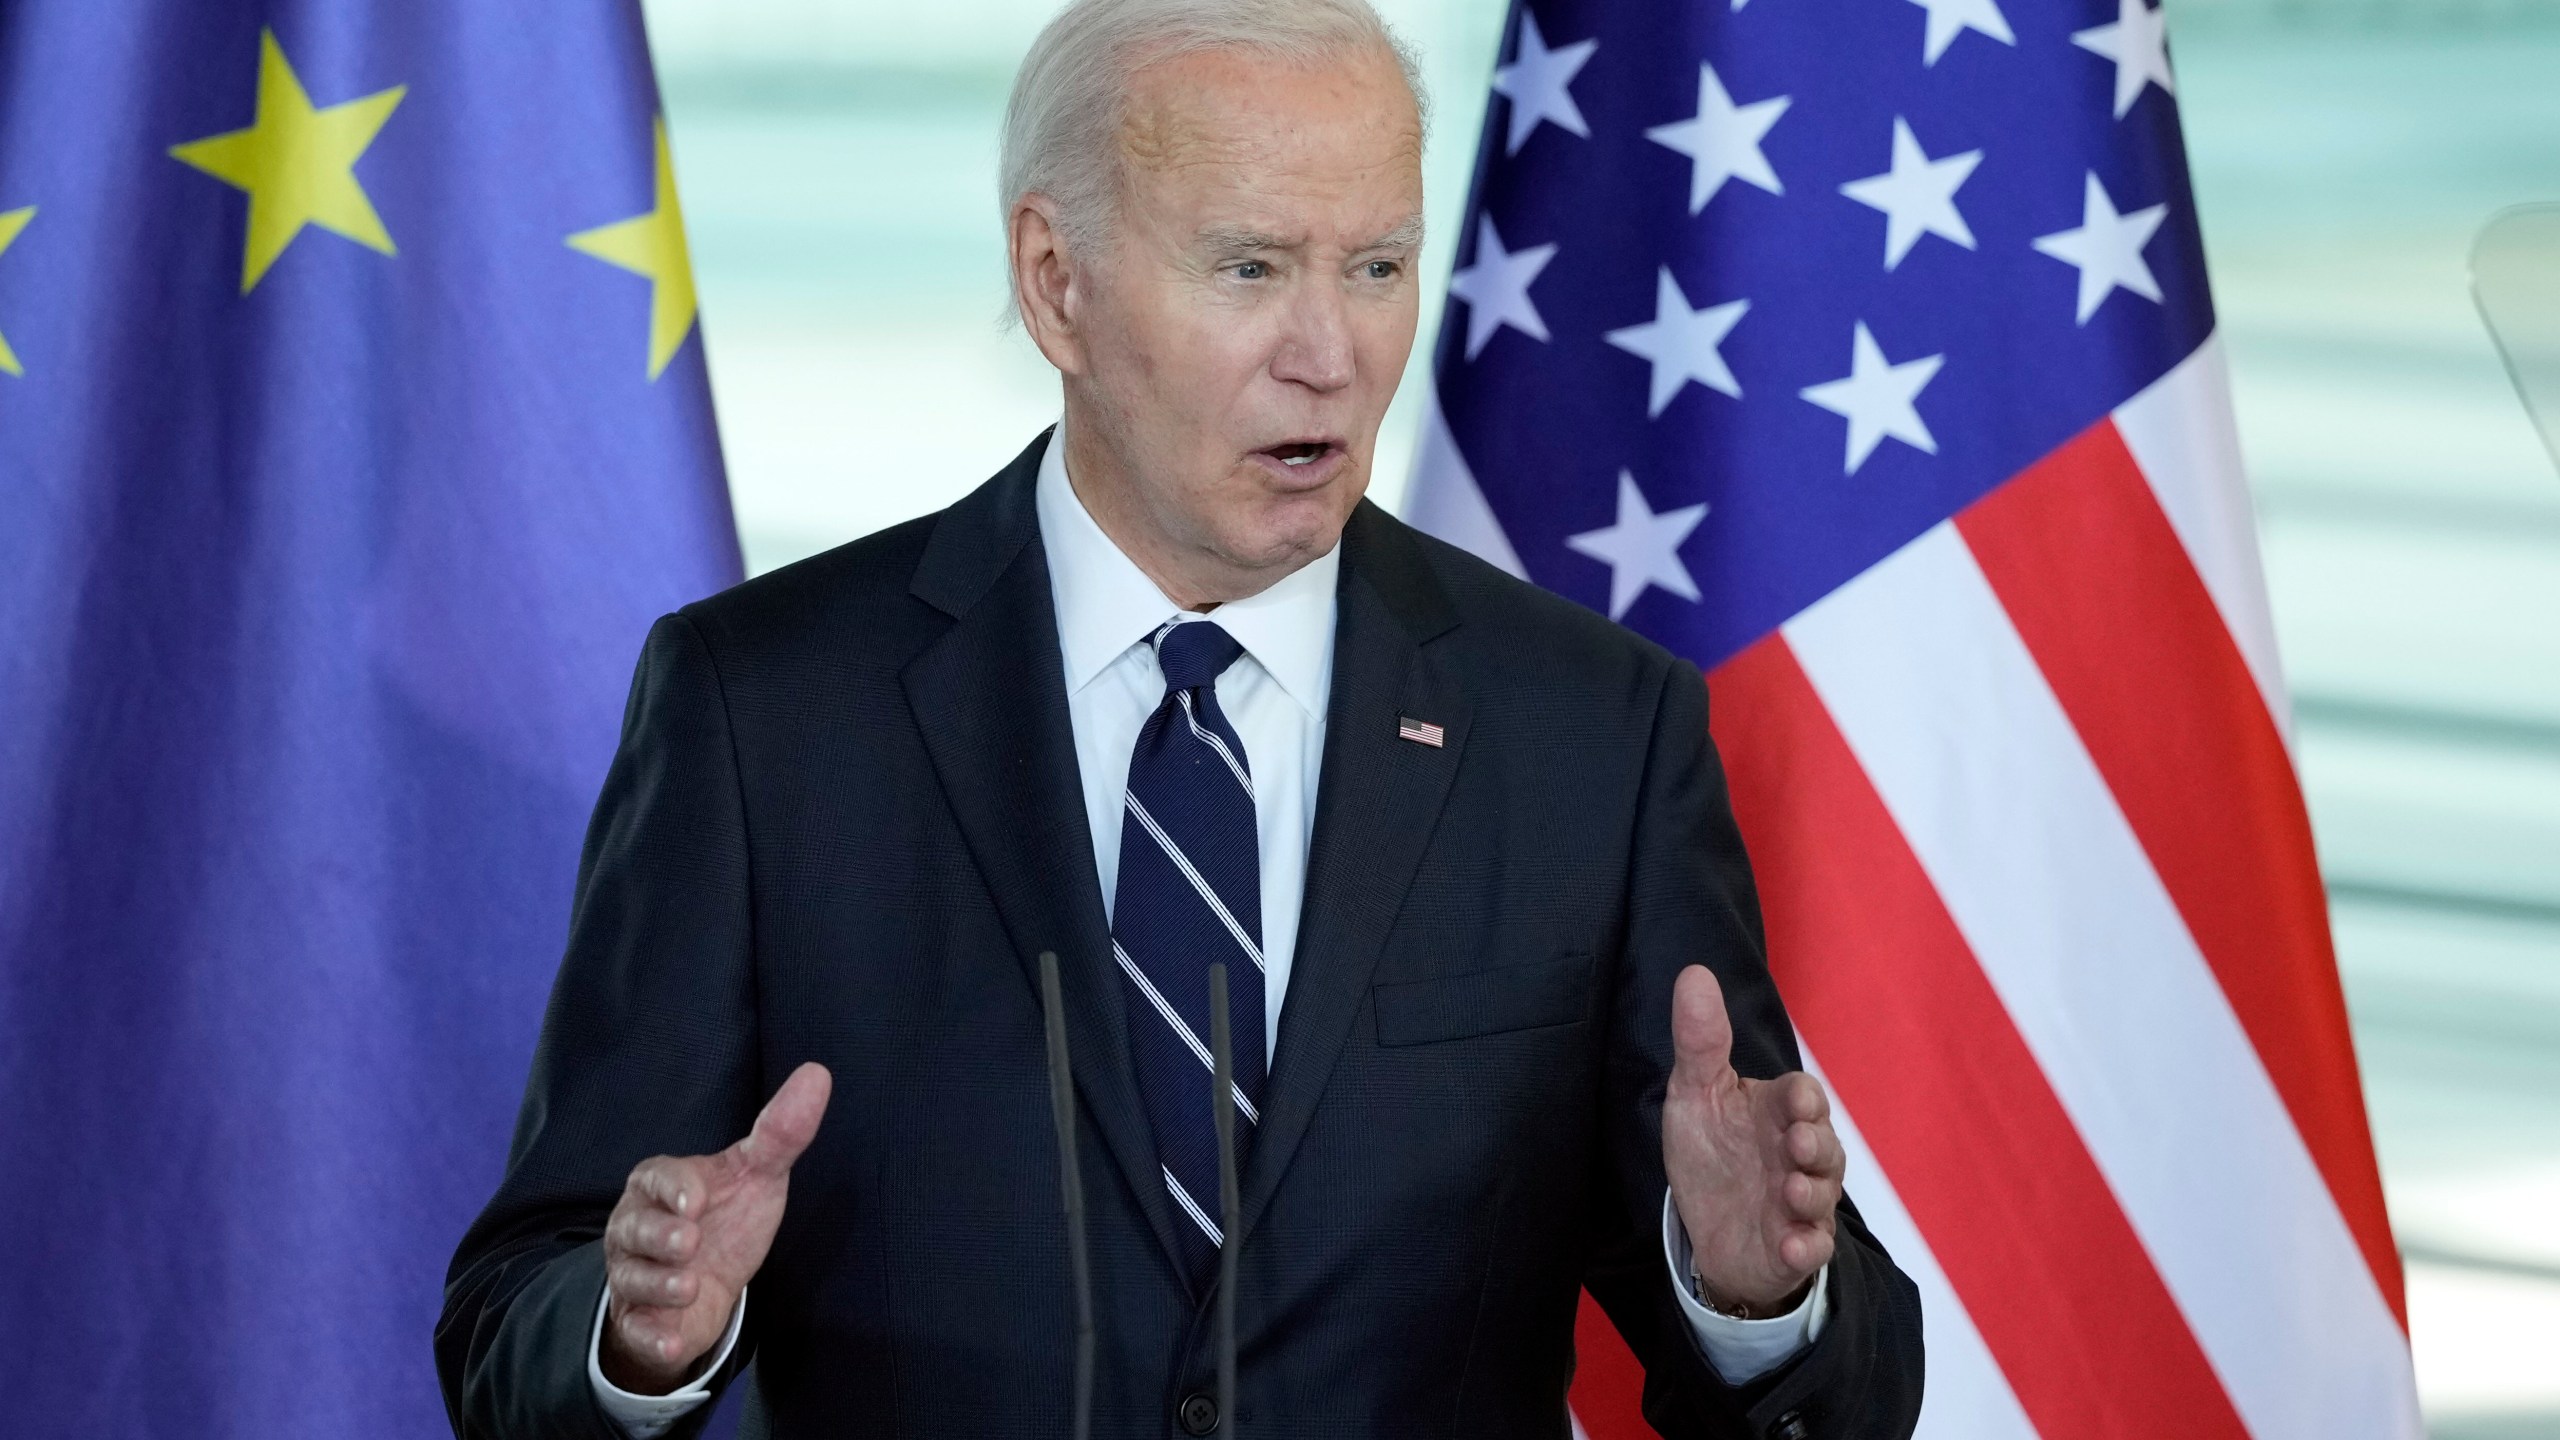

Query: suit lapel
[
  {"left": 1239, "top": 503, "right": 1469, "bottom": 1243},
  {"left": 900, "top": 435, "right": 1196, "bottom": 1283}
]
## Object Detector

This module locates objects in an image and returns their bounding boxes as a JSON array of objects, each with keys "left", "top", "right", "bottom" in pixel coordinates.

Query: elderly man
[{"left": 438, "top": 0, "right": 1923, "bottom": 1434}]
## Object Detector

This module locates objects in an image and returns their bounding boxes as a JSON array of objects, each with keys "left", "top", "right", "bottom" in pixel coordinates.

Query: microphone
[
  {"left": 1037, "top": 952, "right": 1095, "bottom": 1440},
  {"left": 1208, "top": 963, "right": 1241, "bottom": 1431}
]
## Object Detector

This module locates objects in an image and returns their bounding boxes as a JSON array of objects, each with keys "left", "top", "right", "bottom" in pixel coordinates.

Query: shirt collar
[{"left": 1035, "top": 425, "right": 1339, "bottom": 718}]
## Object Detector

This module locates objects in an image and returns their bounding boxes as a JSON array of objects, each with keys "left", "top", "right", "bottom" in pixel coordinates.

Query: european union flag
[{"left": 0, "top": 3, "right": 740, "bottom": 1433}]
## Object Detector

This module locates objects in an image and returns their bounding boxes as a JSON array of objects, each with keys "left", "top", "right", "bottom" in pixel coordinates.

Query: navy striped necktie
[{"left": 1111, "top": 618, "right": 1267, "bottom": 1282}]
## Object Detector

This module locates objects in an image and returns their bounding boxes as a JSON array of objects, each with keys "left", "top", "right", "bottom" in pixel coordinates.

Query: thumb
[
  {"left": 730, "top": 1062, "right": 834, "bottom": 1178},
  {"left": 1670, "top": 965, "right": 1736, "bottom": 1083}
]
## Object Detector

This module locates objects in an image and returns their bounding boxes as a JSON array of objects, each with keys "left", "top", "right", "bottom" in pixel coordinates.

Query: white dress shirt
[{"left": 590, "top": 431, "right": 1819, "bottom": 1433}]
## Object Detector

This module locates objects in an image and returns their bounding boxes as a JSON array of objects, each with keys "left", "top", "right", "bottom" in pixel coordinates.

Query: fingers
[
  {"left": 607, "top": 1161, "right": 709, "bottom": 1338},
  {"left": 1776, "top": 1224, "right": 1837, "bottom": 1276},
  {"left": 1776, "top": 1151, "right": 1841, "bottom": 1279},
  {"left": 1768, "top": 1072, "right": 1844, "bottom": 1182},
  {"left": 1783, "top": 1116, "right": 1845, "bottom": 1178},
  {"left": 1773, "top": 1102, "right": 1843, "bottom": 1283},
  {"left": 1669, "top": 965, "right": 1735, "bottom": 1082},
  {"left": 608, "top": 1291, "right": 695, "bottom": 1370},
  {"left": 730, "top": 1062, "right": 834, "bottom": 1179},
  {"left": 1776, "top": 1091, "right": 1844, "bottom": 1227},
  {"left": 1780, "top": 1163, "right": 1844, "bottom": 1222},
  {"left": 1771, "top": 1072, "right": 1845, "bottom": 1233},
  {"left": 609, "top": 1252, "right": 701, "bottom": 1310},
  {"left": 603, "top": 1195, "right": 708, "bottom": 1375},
  {"left": 1778, "top": 1070, "right": 1831, "bottom": 1127},
  {"left": 626, "top": 1154, "right": 711, "bottom": 1221},
  {"left": 607, "top": 1201, "right": 700, "bottom": 1265}
]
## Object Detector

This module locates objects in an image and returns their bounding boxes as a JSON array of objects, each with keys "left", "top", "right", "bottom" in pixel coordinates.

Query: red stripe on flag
[
  {"left": 1709, "top": 635, "right": 2253, "bottom": 1440},
  {"left": 1955, "top": 420, "right": 2405, "bottom": 1325},
  {"left": 1570, "top": 1287, "right": 1651, "bottom": 1439}
]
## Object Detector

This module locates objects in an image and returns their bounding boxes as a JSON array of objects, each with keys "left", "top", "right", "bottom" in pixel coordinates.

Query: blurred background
[{"left": 637, "top": 0, "right": 2560, "bottom": 1431}]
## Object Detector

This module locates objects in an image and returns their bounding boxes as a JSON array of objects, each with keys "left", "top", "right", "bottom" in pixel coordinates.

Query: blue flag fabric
[{"left": 0, "top": 3, "right": 739, "bottom": 1433}]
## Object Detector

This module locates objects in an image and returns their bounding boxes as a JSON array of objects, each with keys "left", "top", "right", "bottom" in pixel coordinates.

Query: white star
[
  {"left": 1491, "top": 12, "right": 1598, "bottom": 155},
  {"left": 1605, "top": 269, "right": 1749, "bottom": 418},
  {"left": 2030, "top": 172, "right": 2168, "bottom": 323},
  {"left": 1799, "top": 322, "right": 1944, "bottom": 475},
  {"left": 1645, "top": 64, "right": 1789, "bottom": 215},
  {"left": 1906, "top": 0, "right": 2013, "bottom": 65},
  {"left": 2072, "top": 0, "right": 2175, "bottom": 118},
  {"left": 1839, "top": 118, "right": 1982, "bottom": 271},
  {"left": 1566, "top": 472, "right": 1709, "bottom": 620},
  {"left": 1446, "top": 216, "right": 1558, "bottom": 361}
]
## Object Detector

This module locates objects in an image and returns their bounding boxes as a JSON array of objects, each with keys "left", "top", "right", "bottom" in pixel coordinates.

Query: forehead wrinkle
[
  {"left": 1115, "top": 44, "right": 1420, "bottom": 175},
  {"left": 1108, "top": 46, "right": 1425, "bottom": 268},
  {"left": 1117, "top": 67, "right": 1267, "bottom": 177}
]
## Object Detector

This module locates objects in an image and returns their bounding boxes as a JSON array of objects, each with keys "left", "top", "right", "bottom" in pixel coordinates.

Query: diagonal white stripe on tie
[
  {"left": 1114, "top": 942, "right": 1260, "bottom": 1124},
  {"left": 1165, "top": 1166, "right": 1223, "bottom": 1245},
  {"left": 1124, "top": 791, "right": 1266, "bottom": 971},
  {"left": 1176, "top": 690, "right": 1256, "bottom": 798}
]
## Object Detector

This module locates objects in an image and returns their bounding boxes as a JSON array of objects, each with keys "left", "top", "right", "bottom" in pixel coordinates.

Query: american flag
[{"left": 1406, "top": 0, "right": 2427, "bottom": 1435}]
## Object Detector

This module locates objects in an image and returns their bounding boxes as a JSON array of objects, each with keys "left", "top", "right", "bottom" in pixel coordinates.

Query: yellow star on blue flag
[
  {"left": 0, "top": 205, "right": 32, "bottom": 376},
  {"left": 567, "top": 119, "right": 702, "bottom": 381},
  {"left": 169, "top": 30, "right": 405, "bottom": 293}
]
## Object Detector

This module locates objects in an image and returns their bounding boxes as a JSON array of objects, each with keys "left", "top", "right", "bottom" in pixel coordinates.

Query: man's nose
[{"left": 1269, "top": 284, "right": 1356, "bottom": 393}]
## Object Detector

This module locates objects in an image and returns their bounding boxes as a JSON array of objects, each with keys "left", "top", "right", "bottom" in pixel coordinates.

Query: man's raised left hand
[{"left": 1662, "top": 964, "right": 1845, "bottom": 1315}]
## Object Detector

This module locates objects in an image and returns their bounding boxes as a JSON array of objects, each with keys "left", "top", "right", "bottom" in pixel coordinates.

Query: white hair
[{"left": 999, "top": 0, "right": 1426, "bottom": 260}]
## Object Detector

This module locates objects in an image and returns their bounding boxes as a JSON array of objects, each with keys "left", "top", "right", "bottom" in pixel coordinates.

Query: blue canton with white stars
[{"left": 1431, "top": 0, "right": 2217, "bottom": 669}]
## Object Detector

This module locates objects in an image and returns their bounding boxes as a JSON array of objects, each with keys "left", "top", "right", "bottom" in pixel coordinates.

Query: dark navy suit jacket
[{"left": 437, "top": 434, "right": 1924, "bottom": 1439}]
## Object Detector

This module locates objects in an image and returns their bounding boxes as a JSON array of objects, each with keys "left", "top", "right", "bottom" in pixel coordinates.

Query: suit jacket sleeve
[
  {"left": 436, "top": 612, "right": 765, "bottom": 1440},
  {"left": 1584, "top": 657, "right": 1925, "bottom": 1440}
]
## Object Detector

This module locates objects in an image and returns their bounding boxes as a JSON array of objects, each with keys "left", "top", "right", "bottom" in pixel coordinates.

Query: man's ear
[{"left": 1010, "top": 196, "right": 1087, "bottom": 376}]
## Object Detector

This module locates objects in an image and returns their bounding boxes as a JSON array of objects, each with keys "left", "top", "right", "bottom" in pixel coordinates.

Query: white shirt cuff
[
  {"left": 1661, "top": 1190, "right": 1829, "bottom": 1385},
  {"left": 586, "top": 1281, "right": 747, "bottom": 1438}
]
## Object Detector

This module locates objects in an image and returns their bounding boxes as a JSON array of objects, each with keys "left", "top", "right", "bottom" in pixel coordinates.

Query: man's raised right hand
[{"left": 599, "top": 1061, "right": 833, "bottom": 1394}]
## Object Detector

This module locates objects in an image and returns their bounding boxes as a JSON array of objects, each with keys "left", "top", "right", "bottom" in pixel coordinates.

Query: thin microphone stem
[
  {"left": 1038, "top": 952, "right": 1095, "bottom": 1440},
  {"left": 1209, "top": 963, "right": 1240, "bottom": 1432}
]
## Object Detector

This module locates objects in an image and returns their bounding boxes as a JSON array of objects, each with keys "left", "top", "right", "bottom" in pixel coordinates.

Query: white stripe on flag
[
  {"left": 2111, "top": 336, "right": 2292, "bottom": 733},
  {"left": 1785, "top": 522, "right": 2423, "bottom": 1440},
  {"left": 1402, "top": 385, "right": 1528, "bottom": 578}
]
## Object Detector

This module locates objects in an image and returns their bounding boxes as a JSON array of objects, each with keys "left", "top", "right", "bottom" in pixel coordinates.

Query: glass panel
[{"left": 2474, "top": 203, "right": 2560, "bottom": 480}]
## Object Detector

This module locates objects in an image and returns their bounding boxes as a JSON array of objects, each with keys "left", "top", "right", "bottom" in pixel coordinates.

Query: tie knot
[{"left": 1153, "top": 620, "right": 1245, "bottom": 694}]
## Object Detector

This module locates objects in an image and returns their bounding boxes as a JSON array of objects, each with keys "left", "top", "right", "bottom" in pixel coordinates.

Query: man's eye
[
  {"left": 1364, "top": 260, "right": 1400, "bottom": 280},
  {"left": 1234, "top": 261, "right": 1268, "bottom": 280}
]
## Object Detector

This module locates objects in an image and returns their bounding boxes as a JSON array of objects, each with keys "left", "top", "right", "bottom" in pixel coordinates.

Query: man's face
[{"left": 1066, "top": 43, "right": 1424, "bottom": 594}]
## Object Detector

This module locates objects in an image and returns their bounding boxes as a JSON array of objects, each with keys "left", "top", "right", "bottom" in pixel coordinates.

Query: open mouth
[{"left": 1263, "top": 440, "right": 1337, "bottom": 468}]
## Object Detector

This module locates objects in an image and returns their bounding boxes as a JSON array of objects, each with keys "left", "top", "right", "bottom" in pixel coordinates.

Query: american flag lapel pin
[{"left": 1396, "top": 715, "right": 1444, "bottom": 748}]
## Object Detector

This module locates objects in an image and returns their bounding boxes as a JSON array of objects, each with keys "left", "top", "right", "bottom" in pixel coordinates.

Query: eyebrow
[
  {"left": 1194, "top": 215, "right": 1426, "bottom": 254},
  {"left": 1368, "top": 215, "right": 1427, "bottom": 252},
  {"left": 1193, "top": 224, "right": 1286, "bottom": 252}
]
